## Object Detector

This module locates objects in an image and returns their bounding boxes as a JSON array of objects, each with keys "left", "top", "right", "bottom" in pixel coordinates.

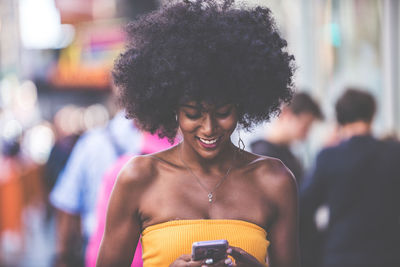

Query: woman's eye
[
  {"left": 185, "top": 113, "right": 201, "bottom": 119},
  {"left": 216, "top": 109, "right": 232, "bottom": 118}
]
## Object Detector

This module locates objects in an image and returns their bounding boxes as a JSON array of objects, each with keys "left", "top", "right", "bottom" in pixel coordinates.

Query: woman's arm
[
  {"left": 96, "top": 157, "right": 152, "bottom": 267},
  {"left": 261, "top": 160, "right": 300, "bottom": 267}
]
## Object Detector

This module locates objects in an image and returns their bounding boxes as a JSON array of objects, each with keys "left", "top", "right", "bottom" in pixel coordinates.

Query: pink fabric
[
  {"left": 85, "top": 132, "right": 174, "bottom": 267},
  {"left": 140, "top": 131, "right": 174, "bottom": 154},
  {"left": 85, "top": 155, "right": 139, "bottom": 267}
]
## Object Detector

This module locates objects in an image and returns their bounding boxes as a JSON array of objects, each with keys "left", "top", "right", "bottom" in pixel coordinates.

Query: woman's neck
[{"left": 178, "top": 141, "right": 236, "bottom": 173}]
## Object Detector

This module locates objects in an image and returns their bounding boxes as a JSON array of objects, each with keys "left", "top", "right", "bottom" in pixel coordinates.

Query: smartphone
[{"left": 191, "top": 239, "right": 229, "bottom": 262}]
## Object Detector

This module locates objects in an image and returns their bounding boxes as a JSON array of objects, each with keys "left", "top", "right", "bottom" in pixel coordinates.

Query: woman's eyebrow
[
  {"left": 215, "top": 103, "right": 233, "bottom": 110},
  {"left": 180, "top": 104, "right": 201, "bottom": 109}
]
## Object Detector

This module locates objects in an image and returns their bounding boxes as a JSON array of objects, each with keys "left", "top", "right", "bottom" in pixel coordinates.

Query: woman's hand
[
  {"left": 169, "top": 246, "right": 268, "bottom": 267},
  {"left": 226, "top": 246, "right": 265, "bottom": 267},
  {"left": 169, "top": 254, "right": 234, "bottom": 267}
]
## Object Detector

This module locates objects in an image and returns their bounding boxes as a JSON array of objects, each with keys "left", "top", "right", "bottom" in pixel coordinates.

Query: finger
[
  {"left": 227, "top": 246, "right": 260, "bottom": 266},
  {"left": 190, "top": 257, "right": 213, "bottom": 267},
  {"left": 187, "top": 263, "right": 205, "bottom": 267},
  {"left": 205, "top": 258, "right": 214, "bottom": 265},
  {"left": 226, "top": 246, "right": 246, "bottom": 261},
  {"left": 224, "top": 257, "right": 234, "bottom": 266},
  {"left": 222, "top": 257, "right": 234, "bottom": 267},
  {"left": 184, "top": 260, "right": 206, "bottom": 267},
  {"left": 178, "top": 254, "right": 192, "bottom": 261},
  {"left": 190, "top": 258, "right": 214, "bottom": 267},
  {"left": 207, "top": 257, "right": 234, "bottom": 267},
  {"left": 198, "top": 258, "right": 215, "bottom": 267}
]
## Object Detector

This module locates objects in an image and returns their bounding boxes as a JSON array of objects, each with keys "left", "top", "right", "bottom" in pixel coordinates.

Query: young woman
[{"left": 97, "top": 1, "right": 299, "bottom": 266}]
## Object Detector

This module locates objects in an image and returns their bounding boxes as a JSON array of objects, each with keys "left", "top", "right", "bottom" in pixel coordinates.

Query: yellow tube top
[{"left": 141, "top": 219, "right": 269, "bottom": 267}]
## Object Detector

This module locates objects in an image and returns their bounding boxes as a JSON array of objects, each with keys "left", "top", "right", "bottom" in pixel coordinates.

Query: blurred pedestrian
[
  {"left": 50, "top": 111, "right": 142, "bottom": 267},
  {"left": 0, "top": 139, "right": 24, "bottom": 263},
  {"left": 85, "top": 132, "right": 174, "bottom": 267},
  {"left": 300, "top": 88, "right": 400, "bottom": 267},
  {"left": 44, "top": 106, "right": 83, "bottom": 222},
  {"left": 251, "top": 92, "right": 323, "bottom": 185}
]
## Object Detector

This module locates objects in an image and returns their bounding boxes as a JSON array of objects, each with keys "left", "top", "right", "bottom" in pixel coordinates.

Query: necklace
[{"left": 179, "top": 147, "right": 235, "bottom": 203}]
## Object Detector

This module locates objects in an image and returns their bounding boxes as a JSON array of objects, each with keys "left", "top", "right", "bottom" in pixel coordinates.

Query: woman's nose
[{"left": 200, "top": 114, "right": 215, "bottom": 136}]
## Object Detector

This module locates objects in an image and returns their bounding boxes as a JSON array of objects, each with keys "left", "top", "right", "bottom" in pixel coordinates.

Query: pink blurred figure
[{"left": 85, "top": 132, "right": 175, "bottom": 267}]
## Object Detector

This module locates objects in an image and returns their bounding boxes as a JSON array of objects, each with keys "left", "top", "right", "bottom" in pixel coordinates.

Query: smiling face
[{"left": 178, "top": 102, "right": 238, "bottom": 160}]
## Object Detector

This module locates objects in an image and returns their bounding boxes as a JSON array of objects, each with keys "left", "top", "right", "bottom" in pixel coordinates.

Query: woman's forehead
[{"left": 180, "top": 101, "right": 233, "bottom": 110}]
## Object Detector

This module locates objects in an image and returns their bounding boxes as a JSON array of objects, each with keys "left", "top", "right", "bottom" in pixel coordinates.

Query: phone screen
[{"left": 191, "top": 239, "right": 229, "bottom": 261}]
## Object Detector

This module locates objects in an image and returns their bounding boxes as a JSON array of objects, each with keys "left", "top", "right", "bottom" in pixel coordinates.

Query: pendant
[{"left": 208, "top": 193, "right": 213, "bottom": 203}]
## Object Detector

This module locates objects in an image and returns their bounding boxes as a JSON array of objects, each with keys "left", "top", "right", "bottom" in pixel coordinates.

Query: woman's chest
[{"left": 139, "top": 174, "right": 276, "bottom": 230}]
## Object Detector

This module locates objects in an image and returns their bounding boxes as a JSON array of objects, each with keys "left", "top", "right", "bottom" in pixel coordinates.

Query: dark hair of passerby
[
  {"left": 289, "top": 92, "right": 324, "bottom": 119},
  {"left": 335, "top": 88, "right": 376, "bottom": 125}
]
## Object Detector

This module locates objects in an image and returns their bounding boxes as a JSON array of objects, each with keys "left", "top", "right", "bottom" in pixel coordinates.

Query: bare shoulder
[
  {"left": 116, "top": 155, "right": 159, "bottom": 190},
  {"left": 245, "top": 152, "right": 298, "bottom": 199},
  {"left": 116, "top": 145, "right": 179, "bottom": 188}
]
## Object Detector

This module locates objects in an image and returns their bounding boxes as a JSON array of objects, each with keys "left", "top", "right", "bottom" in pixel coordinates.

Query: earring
[{"left": 238, "top": 130, "right": 245, "bottom": 152}]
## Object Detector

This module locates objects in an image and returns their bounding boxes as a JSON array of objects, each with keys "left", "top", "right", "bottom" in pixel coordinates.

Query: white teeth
[{"left": 199, "top": 137, "right": 218, "bottom": 144}]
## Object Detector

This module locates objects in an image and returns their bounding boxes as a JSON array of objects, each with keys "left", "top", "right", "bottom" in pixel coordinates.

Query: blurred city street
[{"left": 1, "top": 0, "right": 400, "bottom": 266}]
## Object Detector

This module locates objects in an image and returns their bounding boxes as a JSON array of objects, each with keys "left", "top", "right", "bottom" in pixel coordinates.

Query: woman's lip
[{"left": 196, "top": 136, "right": 221, "bottom": 149}]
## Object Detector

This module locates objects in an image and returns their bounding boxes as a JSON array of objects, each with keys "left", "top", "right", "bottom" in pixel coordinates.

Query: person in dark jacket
[
  {"left": 300, "top": 88, "right": 400, "bottom": 267},
  {"left": 251, "top": 92, "right": 323, "bottom": 185}
]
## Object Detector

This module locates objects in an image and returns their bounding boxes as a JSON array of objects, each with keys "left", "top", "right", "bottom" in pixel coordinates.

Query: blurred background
[{"left": 0, "top": 0, "right": 398, "bottom": 266}]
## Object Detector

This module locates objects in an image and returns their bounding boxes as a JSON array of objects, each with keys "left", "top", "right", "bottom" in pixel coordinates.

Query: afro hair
[{"left": 113, "top": 0, "right": 296, "bottom": 141}]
